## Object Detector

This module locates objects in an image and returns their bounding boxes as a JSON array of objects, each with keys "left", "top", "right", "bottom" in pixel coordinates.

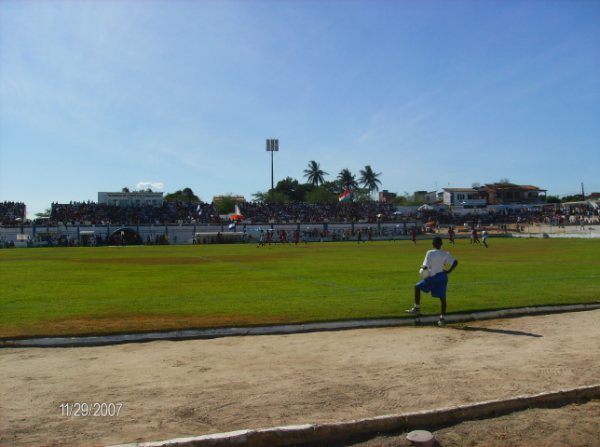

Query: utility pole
[
  {"left": 266, "top": 139, "right": 279, "bottom": 201},
  {"left": 581, "top": 182, "right": 585, "bottom": 201}
]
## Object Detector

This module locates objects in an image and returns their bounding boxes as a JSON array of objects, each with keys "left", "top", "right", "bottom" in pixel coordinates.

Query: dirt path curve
[{"left": 1, "top": 310, "right": 599, "bottom": 447}]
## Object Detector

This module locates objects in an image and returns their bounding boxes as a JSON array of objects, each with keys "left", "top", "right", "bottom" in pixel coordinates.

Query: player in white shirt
[
  {"left": 482, "top": 229, "right": 489, "bottom": 248},
  {"left": 406, "top": 236, "right": 458, "bottom": 326}
]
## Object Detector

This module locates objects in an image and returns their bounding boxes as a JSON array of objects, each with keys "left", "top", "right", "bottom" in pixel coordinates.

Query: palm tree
[
  {"left": 359, "top": 165, "right": 382, "bottom": 195},
  {"left": 337, "top": 168, "right": 358, "bottom": 191},
  {"left": 303, "top": 160, "right": 328, "bottom": 186}
]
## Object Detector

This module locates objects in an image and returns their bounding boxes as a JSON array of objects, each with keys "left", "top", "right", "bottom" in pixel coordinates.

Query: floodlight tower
[{"left": 266, "top": 138, "right": 279, "bottom": 200}]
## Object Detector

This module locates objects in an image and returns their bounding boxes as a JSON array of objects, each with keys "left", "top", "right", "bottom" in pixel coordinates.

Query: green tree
[
  {"left": 252, "top": 188, "right": 292, "bottom": 204},
  {"left": 268, "top": 190, "right": 292, "bottom": 204},
  {"left": 275, "top": 177, "right": 301, "bottom": 201},
  {"left": 561, "top": 194, "right": 585, "bottom": 202},
  {"left": 393, "top": 192, "right": 420, "bottom": 206},
  {"left": 337, "top": 168, "right": 358, "bottom": 191},
  {"left": 303, "top": 160, "right": 328, "bottom": 186},
  {"left": 165, "top": 187, "right": 201, "bottom": 203},
  {"left": 253, "top": 177, "right": 314, "bottom": 202},
  {"left": 352, "top": 188, "right": 374, "bottom": 202},
  {"left": 546, "top": 195, "right": 561, "bottom": 204},
  {"left": 213, "top": 194, "right": 239, "bottom": 214},
  {"left": 304, "top": 186, "right": 337, "bottom": 204},
  {"left": 358, "top": 165, "right": 382, "bottom": 195},
  {"left": 252, "top": 190, "right": 269, "bottom": 201}
]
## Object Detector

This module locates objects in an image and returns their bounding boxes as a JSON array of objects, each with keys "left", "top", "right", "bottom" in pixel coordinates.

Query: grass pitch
[{"left": 1, "top": 238, "right": 598, "bottom": 338}]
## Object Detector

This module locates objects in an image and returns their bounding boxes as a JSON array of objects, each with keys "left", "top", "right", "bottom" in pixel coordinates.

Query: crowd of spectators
[
  {"left": 1, "top": 199, "right": 598, "bottom": 228},
  {"left": 38, "top": 200, "right": 398, "bottom": 226},
  {"left": 418, "top": 204, "right": 599, "bottom": 229},
  {"left": 46, "top": 201, "right": 220, "bottom": 226},
  {"left": 0, "top": 202, "right": 26, "bottom": 225},
  {"left": 239, "top": 201, "right": 398, "bottom": 223}
]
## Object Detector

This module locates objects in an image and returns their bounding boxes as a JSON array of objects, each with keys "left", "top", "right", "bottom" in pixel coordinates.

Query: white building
[
  {"left": 442, "top": 188, "right": 487, "bottom": 207},
  {"left": 98, "top": 191, "right": 164, "bottom": 207}
]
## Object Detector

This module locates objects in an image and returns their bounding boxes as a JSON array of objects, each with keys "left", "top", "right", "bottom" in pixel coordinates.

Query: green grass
[{"left": 0, "top": 238, "right": 598, "bottom": 338}]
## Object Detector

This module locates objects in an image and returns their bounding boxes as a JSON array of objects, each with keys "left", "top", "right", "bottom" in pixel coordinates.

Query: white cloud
[{"left": 136, "top": 181, "right": 164, "bottom": 191}]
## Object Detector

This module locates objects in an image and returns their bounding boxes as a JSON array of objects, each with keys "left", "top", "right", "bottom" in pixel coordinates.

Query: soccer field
[{"left": 1, "top": 238, "right": 598, "bottom": 338}]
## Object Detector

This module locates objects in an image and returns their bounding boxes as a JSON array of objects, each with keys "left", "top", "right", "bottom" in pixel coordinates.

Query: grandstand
[
  {"left": 0, "top": 201, "right": 26, "bottom": 225},
  {"left": 1, "top": 197, "right": 599, "bottom": 247}
]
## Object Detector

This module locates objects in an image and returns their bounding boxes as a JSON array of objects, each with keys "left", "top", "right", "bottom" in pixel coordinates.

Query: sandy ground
[
  {"left": 1, "top": 310, "right": 599, "bottom": 447},
  {"left": 347, "top": 400, "right": 600, "bottom": 447}
]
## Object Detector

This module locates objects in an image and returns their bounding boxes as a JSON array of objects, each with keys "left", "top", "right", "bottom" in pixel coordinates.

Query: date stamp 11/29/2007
[{"left": 59, "top": 402, "right": 123, "bottom": 417}]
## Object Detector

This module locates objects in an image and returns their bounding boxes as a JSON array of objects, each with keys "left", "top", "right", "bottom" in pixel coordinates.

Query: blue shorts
[{"left": 416, "top": 271, "right": 448, "bottom": 299}]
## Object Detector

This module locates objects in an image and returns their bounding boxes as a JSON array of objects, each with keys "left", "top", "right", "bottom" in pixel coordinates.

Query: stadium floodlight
[
  {"left": 266, "top": 139, "right": 279, "bottom": 199},
  {"left": 266, "top": 139, "right": 279, "bottom": 152}
]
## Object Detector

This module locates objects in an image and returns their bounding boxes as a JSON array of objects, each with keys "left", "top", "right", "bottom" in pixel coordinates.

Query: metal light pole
[{"left": 266, "top": 138, "right": 279, "bottom": 201}]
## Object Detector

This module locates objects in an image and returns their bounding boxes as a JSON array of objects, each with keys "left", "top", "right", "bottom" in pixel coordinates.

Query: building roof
[
  {"left": 443, "top": 188, "right": 478, "bottom": 192},
  {"left": 482, "top": 183, "right": 546, "bottom": 191},
  {"left": 515, "top": 185, "right": 547, "bottom": 191}
]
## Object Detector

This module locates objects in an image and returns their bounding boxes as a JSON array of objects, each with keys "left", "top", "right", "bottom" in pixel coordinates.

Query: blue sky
[{"left": 1, "top": 0, "right": 599, "bottom": 217}]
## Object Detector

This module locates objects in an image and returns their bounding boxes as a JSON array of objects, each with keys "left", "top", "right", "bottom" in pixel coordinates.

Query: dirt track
[{"left": 1, "top": 310, "right": 599, "bottom": 447}]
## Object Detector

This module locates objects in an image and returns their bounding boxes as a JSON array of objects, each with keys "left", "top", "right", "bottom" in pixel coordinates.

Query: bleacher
[{"left": 0, "top": 202, "right": 26, "bottom": 225}]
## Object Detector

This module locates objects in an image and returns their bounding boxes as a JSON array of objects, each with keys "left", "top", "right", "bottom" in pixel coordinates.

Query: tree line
[{"left": 251, "top": 161, "right": 383, "bottom": 204}]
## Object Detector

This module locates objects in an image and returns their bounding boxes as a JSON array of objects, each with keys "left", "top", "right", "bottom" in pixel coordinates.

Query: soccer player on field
[
  {"left": 470, "top": 227, "right": 480, "bottom": 245},
  {"left": 405, "top": 236, "right": 458, "bottom": 327},
  {"left": 447, "top": 227, "right": 455, "bottom": 245}
]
